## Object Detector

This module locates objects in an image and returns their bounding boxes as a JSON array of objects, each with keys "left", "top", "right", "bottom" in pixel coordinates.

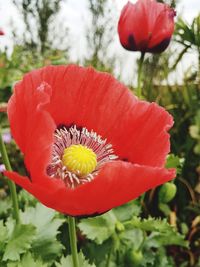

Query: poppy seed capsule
[{"left": 62, "top": 145, "right": 97, "bottom": 177}]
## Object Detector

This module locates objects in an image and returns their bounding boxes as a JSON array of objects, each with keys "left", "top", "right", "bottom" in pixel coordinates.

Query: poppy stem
[
  {"left": 136, "top": 52, "right": 145, "bottom": 98},
  {"left": 68, "top": 216, "right": 79, "bottom": 267},
  {"left": 0, "top": 131, "right": 20, "bottom": 224}
]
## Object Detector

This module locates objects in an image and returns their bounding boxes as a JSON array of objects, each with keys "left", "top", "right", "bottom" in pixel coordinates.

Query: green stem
[
  {"left": 68, "top": 216, "right": 79, "bottom": 267},
  {"left": 105, "top": 245, "right": 113, "bottom": 267},
  {"left": 0, "top": 131, "right": 20, "bottom": 224},
  {"left": 136, "top": 52, "right": 145, "bottom": 98}
]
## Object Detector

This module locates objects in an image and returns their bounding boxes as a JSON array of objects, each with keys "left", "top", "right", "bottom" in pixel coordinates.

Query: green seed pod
[
  {"left": 159, "top": 182, "right": 177, "bottom": 203},
  {"left": 126, "top": 249, "right": 143, "bottom": 266}
]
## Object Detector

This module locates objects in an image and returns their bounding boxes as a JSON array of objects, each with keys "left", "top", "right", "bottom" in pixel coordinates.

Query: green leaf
[
  {"left": 82, "top": 239, "right": 112, "bottom": 266},
  {"left": 165, "top": 154, "right": 184, "bottom": 174},
  {"left": 6, "top": 263, "right": 18, "bottom": 267},
  {"left": 3, "top": 224, "right": 36, "bottom": 261},
  {"left": 56, "top": 252, "right": 96, "bottom": 267},
  {"left": 20, "top": 203, "right": 64, "bottom": 262},
  {"left": 0, "top": 220, "right": 8, "bottom": 253},
  {"left": 0, "top": 198, "right": 11, "bottom": 216},
  {"left": 120, "top": 228, "right": 143, "bottom": 250},
  {"left": 6, "top": 253, "right": 48, "bottom": 267},
  {"left": 113, "top": 200, "right": 141, "bottom": 222},
  {"left": 149, "top": 231, "right": 188, "bottom": 247},
  {"left": 20, "top": 253, "right": 48, "bottom": 267},
  {"left": 18, "top": 190, "right": 37, "bottom": 207},
  {"left": 129, "top": 217, "right": 172, "bottom": 232},
  {"left": 78, "top": 211, "right": 117, "bottom": 244},
  {"left": 128, "top": 217, "right": 188, "bottom": 248}
]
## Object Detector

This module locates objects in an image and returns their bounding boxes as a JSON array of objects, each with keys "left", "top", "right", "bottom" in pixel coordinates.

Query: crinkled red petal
[{"left": 8, "top": 78, "right": 56, "bottom": 180}]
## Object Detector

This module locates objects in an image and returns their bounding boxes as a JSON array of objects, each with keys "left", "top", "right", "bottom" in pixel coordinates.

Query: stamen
[{"left": 47, "top": 125, "right": 118, "bottom": 189}]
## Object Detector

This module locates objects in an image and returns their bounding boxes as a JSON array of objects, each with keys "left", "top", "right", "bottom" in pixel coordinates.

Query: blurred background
[
  {"left": 0, "top": 0, "right": 200, "bottom": 266},
  {"left": 0, "top": 0, "right": 199, "bottom": 84}
]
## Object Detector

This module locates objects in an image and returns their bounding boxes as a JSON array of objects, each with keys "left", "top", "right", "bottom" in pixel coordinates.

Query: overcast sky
[{"left": 0, "top": 0, "right": 199, "bottom": 84}]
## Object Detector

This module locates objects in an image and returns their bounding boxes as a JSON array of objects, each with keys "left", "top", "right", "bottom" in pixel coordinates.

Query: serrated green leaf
[
  {"left": 6, "top": 253, "right": 48, "bottom": 267},
  {"left": 78, "top": 211, "right": 117, "bottom": 244},
  {"left": 128, "top": 217, "right": 188, "bottom": 248},
  {"left": 20, "top": 253, "right": 48, "bottom": 267},
  {"left": 56, "top": 252, "right": 96, "bottom": 267},
  {"left": 128, "top": 217, "right": 171, "bottom": 232},
  {"left": 120, "top": 228, "right": 143, "bottom": 250},
  {"left": 20, "top": 202, "right": 56, "bottom": 227},
  {"left": 3, "top": 224, "right": 36, "bottom": 261},
  {"left": 141, "top": 247, "right": 175, "bottom": 267},
  {"left": 5, "top": 217, "right": 15, "bottom": 238},
  {"left": 18, "top": 190, "right": 37, "bottom": 207},
  {"left": 165, "top": 154, "right": 184, "bottom": 174},
  {"left": 82, "top": 239, "right": 112, "bottom": 266},
  {"left": 20, "top": 203, "right": 64, "bottom": 262},
  {"left": 0, "top": 198, "right": 11, "bottom": 216},
  {"left": 148, "top": 232, "right": 188, "bottom": 248},
  {"left": 0, "top": 220, "right": 8, "bottom": 253},
  {"left": 113, "top": 200, "right": 141, "bottom": 222},
  {"left": 129, "top": 217, "right": 175, "bottom": 233}
]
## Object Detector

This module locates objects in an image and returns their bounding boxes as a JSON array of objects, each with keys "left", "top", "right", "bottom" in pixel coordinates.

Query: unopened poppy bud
[
  {"left": 159, "top": 182, "right": 177, "bottom": 203},
  {"left": 0, "top": 29, "right": 4, "bottom": 35},
  {"left": 118, "top": 0, "right": 176, "bottom": 53}
]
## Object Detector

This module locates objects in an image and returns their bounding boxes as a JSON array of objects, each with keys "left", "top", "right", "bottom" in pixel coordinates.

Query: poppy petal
[
  {"left": 148, "top": 7, "right": 175, "bottom": 50},
  {"left": 58, "top": 161, "right": 175, "bottom": 216},
  {"left": 4, "top": 170, "right": 65, "bottom": 205},
  {"left": 107, "top": 101, "right": 173, "bottom": 167},
  {"left": 118, "top": 1, "right": 149, "bottom": 51},
  {"left": 4, "top": 161, "right": 175, "bottom": 217},
  {"left": 8, "top": 78, "right": 56, "bottom": 179}
]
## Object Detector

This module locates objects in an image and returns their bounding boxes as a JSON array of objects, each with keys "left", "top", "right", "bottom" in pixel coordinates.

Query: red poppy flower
[
  {"left": 0, "top": 29, "right": 4, "bottom": 36},
  {"left": 4, "top": 65, "right": 175, "bottom": 216},
  {"left": 118, "top": 0, "right": 176, "bottom": 53}
]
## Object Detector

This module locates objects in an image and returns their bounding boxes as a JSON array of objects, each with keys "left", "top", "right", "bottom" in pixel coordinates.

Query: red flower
[
  {"left": 0, "top": 29, "right": 5, "bottom": 36},
  {"left": 118, "top": 0, "right": 176, "bottom": 53},
  {"left": 5, "top": 65, "right": 175, "bottom": 216}
]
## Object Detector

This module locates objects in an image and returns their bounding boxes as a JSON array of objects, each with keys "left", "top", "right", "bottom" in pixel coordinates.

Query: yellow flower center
[{"left": 62, "top": 144, "right": 97, "bottom": 177}]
